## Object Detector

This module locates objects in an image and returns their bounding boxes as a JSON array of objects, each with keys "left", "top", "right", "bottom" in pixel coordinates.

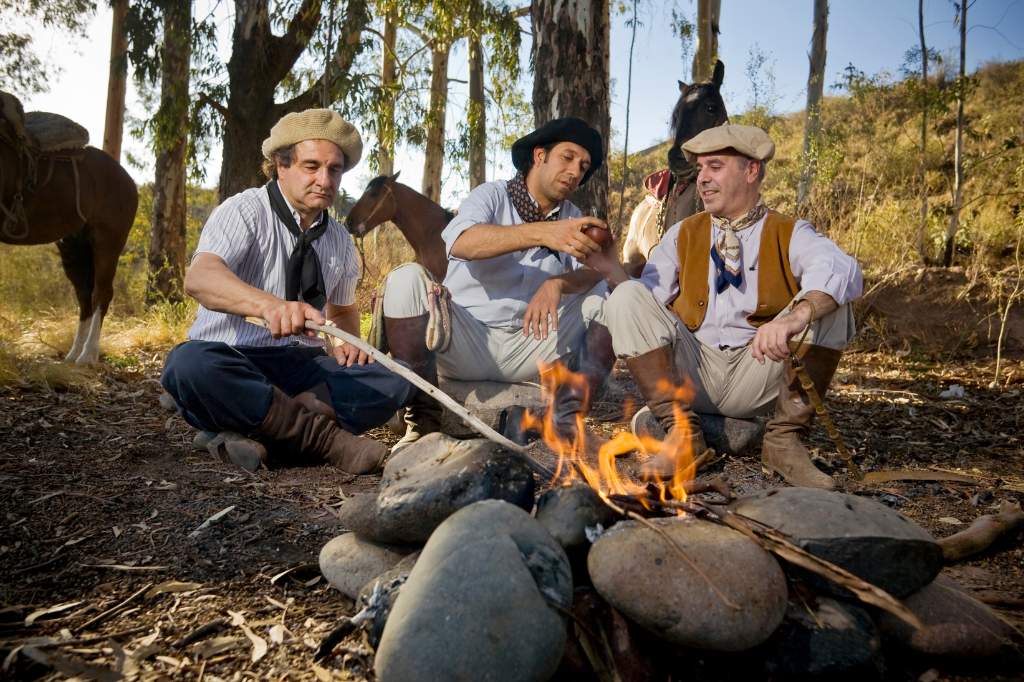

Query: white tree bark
[
  {"left": 102, "top": 0, "right": 128, "bottom": 162},
  {"left": 691, "top": 0, "right": 720, "bottom": 83},
  {"left": 943, "top": 0, "right": 967, "bottom": 267},
  {"left": 421, "top": 42, "right": 450, "bottom": 202},
  {"left": 378, "top": 3, "right": 397, "bottom": 177}
]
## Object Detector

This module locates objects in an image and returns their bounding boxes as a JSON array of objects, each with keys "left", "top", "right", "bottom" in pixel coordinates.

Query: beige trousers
[
  {"left": 382, "top": 263, "right": 609, "bottom": 383},
  {"left": 604, "top": 281, "right": 856, "bottom": 419}
]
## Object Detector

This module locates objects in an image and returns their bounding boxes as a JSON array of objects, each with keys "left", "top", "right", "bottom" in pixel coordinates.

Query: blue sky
[{"left": 19, "top": 0, "right": 1024, "bottom": 207}]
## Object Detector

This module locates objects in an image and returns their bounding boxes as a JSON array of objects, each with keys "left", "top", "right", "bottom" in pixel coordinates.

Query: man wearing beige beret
[
  {"left": 590, "top": 124, "right": 862, "bottom": 489},
  {"left": 161, "top": 109, "right": 416, "bottom": 474}
]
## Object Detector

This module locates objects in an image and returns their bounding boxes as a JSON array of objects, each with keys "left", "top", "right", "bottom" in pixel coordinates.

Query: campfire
[{"left": 522, "top": 359, "right": 706, "bottom": 506}]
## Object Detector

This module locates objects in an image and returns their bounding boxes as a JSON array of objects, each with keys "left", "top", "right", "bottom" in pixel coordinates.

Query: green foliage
[
  {"left": 730, "top": 43, "right": 779, "bottom": 132},
  {"left": 0, "top": 0, "right": 96, "bottom": 95}
]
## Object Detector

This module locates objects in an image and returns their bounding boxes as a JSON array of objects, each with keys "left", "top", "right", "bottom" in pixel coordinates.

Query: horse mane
[{"left": 364, "top": 175, "right": 389, "bottom": 193}]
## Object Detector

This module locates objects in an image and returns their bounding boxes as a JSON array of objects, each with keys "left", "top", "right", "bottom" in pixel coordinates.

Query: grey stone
[
  {"left": 375, "top": 500, "right": 572, "bottom": 682},
  {"left": 699, "top": 413, "right": 767, "bottom": 456},
  {"left": 535, "top": 483, "right": 619, "bottom": 550},
  {"left": 158, "top": 391, "right": 178, "bottom": 411},
  {"left": 356, "top": 551, "right": 420, "bottom": 648},
  {"left": 730, "top": 488, "right": 943, "bottom": 598},
  {"left": 762, "top": 597, "right": 884, "bottom": 679},
  {"left": 336, "top": 433, "right": 535, "bottom": 545},
  {"left": 588, "top": 516, "right": 788, "bottom": 651},
  {"left": 318, "top": 533, "right": 415, "bottom": 599},
  {"left": 877, "top": 574, "right": 1012, "bottom": 658},
  {"left": 437, "top": 376, "right": 546, "bottom": 437},
  {"left": 632, "top": 407, "right": 766, "bottom": 456}
]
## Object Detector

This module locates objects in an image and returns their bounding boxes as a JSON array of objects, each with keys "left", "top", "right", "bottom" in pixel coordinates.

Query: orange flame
[{"left": 525, "top": 360, "right": 700, "bottom": 505}]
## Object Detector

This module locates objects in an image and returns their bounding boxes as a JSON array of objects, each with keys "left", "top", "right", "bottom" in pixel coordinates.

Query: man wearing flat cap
[
  {"left": 161, "top": 109, "right": 416, "bottom": 474},
  {"left": 379, "top": 117, "right": 620, "bottom": 454},
  {"left": 590, "top": 124, "right": 863, "bottom": 489}
]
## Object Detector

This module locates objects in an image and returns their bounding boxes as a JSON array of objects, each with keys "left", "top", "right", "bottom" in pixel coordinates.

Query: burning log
[{"left": 937, "top": 501, "right": 1024, "bottom": 562}]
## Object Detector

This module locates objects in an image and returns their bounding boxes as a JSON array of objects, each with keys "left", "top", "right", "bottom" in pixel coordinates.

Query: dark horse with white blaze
[
  {"left": 622, "top": 61, "right": 728, "bottom": 277},
  {"left": 0, "top": 91, "right": 138, "bottom": 365},
  {"left": 345, "top": 171, "right": 453, "bottom": 282}
]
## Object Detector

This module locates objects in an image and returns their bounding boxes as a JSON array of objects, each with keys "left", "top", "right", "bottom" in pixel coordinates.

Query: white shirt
[
  {"left": 640, "top": 213, "right": 863, "bottom": 348},
  {"left": 187, "top": 185, "right": 360, "bottom": 347},
  {"left": 441, "top": 179, "right": 587, "bottom": 328}
]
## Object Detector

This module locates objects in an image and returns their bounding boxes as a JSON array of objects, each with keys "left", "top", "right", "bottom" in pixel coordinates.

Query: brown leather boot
[
  {"left": 553, "top": 322, "right": 618, "bottom": 454},
  {"left": 625, "top": 345, "right": 712, "bottom": 479},
  {"left": 251, "top": 387, "right": 386, "bottom": 474},
  {"left": 384, "top": 314, "right": 442, "bottom": 455},
  {"left": 295, "top": 382, "right": 337, "bottom": 421},
  {"left": 761, "top": 343, "right": 843, "bottom": 490}
]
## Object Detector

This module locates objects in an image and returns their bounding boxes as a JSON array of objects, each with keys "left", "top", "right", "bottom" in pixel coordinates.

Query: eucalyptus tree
[{"left": 0, "top": 0, "right": 96, "bottom": 95}]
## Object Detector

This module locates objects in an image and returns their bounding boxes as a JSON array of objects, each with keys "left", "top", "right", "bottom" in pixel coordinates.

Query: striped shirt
[{"left": 187, "top": 185, "right": 360, "bottom": 348}]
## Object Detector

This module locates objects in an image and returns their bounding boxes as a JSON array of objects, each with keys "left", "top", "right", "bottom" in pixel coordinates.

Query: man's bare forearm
[
  {"left": 184, "top": 253, "right": 280, "bottom": 317},
  {"left": 449, "top": 223, "right": 547, "bottom": 260},
  {"left": 327, "top": 304, "right": 361, "bottom": 338},
  {"left": 553, "top": 267, "right": 605, "bottom": 295}
]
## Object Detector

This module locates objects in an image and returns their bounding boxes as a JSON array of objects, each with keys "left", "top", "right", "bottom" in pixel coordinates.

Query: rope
[
  {"left": 368, "top": 265, "right": 453, "bottom": 354},
  {"left": 355, "top": 182, "right": 394, "bottom": 234},
  {"left": 789, "top": 298, "right": 862, "bottom": 480},
  {"left": 70, "top": 157, "right": 87, "bottom": 224}
]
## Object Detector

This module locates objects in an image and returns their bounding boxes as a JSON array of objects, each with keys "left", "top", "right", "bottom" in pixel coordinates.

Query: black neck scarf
[
  {"left": 266, "top": 180, "right": 329, "bottom": 310},
  {"left": 506, "top": 172, "right": 562, "bottom": 261}
]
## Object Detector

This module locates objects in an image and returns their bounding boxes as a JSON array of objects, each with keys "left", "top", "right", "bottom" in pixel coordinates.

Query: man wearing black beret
[{"left": 378, "top": 117, "right": 621, "bottom": 454}]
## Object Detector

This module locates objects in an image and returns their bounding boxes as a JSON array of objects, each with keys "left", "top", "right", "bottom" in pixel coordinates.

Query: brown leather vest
[{"left": 670, "top": 211, "right": 799, "bottom": 332}]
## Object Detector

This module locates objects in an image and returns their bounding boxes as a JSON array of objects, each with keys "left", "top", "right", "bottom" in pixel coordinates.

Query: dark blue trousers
[{"left": 161, "top": 341, "right": 416, "bottom": 435}]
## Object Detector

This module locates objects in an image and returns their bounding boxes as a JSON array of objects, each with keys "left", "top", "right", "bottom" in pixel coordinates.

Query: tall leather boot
[
  {"left": 561, "top": 322, "right": 617, "bottom": 454},
  {"left": 624, "top": 345, "right": 711, "bottom": 479},
  {"left": 247, "top": 387, "right": 387, "bottom": 474},
  {"left": 761, "top": 344, "right": 843, "bottom": 490},
  {"left": 384, "top": 313, "right": 442, "bottom": 455}
]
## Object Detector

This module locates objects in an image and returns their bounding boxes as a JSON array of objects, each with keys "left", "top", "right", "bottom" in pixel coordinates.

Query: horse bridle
[{"left": 356, "top": 183, "right": 396, "bottom": 234}]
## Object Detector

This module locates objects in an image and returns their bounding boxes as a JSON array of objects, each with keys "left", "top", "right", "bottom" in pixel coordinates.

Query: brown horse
[
  {"left": 345, "top": 172, "right": 453, "bottom": 282},
  {"left": 622, "top": 61, "right": 728, "bottom": 277},
  {"left": 0, "top": 94, "right": 138, "bottom": 365}
]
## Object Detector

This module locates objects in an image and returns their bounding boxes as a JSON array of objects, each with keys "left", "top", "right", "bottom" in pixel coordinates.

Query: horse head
[
  {"left": 667, "top": 60, "right": 728, "bottom": 176},
  {"left": 345, "top": 171, "right": 401, "bottom": 237}
]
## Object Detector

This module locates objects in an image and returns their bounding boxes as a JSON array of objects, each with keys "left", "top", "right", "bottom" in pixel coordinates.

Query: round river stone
[
  {"left": 588, "top": 516, "right": 787, "bottom": 651},
  {"left": 375, "top": 499, "right": 572, "bottom": 682}
]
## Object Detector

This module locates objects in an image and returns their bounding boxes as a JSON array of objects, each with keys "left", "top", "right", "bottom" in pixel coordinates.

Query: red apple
[{"left": 583, "top": 225, "right": 612, "bottom": 249}]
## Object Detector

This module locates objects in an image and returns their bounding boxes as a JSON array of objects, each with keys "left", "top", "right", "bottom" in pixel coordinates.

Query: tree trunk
[
  {"left": 796, "top": 0, "right": 828, "bottom": 206},
  {"left": 378, "top": 3, "right": 397, "bottom": 176},
  {"left": 691, "top": 0, "right": 720, "bottom": 83},
  {"left": 147, "top": 0, "right": 191, "bottom": 305},
  {"left": 532, "top": 0, "right": 611, "bottom": 215},
  {"left": 916, "top": 0, "right": 929, "bottom": 262},
  {"left": 421, "top": 42, "right": 450, "bottom": 202},
  {"left": 102, "top": 0, "right": 129, "bottom": 162},
  {"left": 942, "top": 0, "right": 967, "bottom": 267},
  {"left": 468, "top": 12, "right": 486, "bottom": 190},
  {"left": 217, "top": 0, "right": 368, "bottom": 203}
]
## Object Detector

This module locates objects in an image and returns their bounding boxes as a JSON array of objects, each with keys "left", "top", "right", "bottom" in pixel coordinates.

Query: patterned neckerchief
[
  {"left": 506, "top": 172, "right": 562, "bottom": 260},
  {"left": 709, "top": 196, "right": 768, "bottom": 293}
]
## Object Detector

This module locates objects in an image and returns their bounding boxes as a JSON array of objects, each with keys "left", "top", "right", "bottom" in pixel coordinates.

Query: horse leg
[
  {"left": 56, "top": 229, "right": 95, "bottom": 363},
  {"left": 74, "top": 225, "right": 123, "bottom": 366}
]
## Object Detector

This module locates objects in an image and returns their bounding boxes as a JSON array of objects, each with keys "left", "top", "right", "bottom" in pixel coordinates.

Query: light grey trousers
[
  {"left": 381, "top": 263, "right": 609, "bottom": 383},
  {"left": 604, "top": 281, "right": 856, "bottom": 419}
]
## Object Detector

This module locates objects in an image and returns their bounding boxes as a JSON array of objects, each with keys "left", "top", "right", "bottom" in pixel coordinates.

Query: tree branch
[
  {"left": 510, "top": 6, "right": 530, "bottom": 19},
  {"left": 267, "top": 0, "right": 324, "bottom": 85},
  {"left": 197, "top": 91, "right": 233, "bottom": 126}
]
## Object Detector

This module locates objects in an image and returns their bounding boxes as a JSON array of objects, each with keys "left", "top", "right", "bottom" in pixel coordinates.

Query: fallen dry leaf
[
  {"left": 192, "top": 636, "right": 244, "bottom": 659},
  {"left": 312, "top": 663, "right": 333, "bottom": 682},
  {"left": 939, "top": 516, "right": 965, "bottom": 525},
  {"left": 25, "top": 601, "right": 84, "bottom": 626},
  {"left": 146, "top": 581, "right": 202, "bottom": 598},
  {"left": 240, "top": 624, "right": 268, "bottom": 662}
]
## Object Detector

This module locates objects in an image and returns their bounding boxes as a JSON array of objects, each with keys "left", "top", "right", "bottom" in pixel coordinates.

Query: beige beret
[
  {"left": 681, "top": 124, "right": 775, "bottom": 163},
  {"left": 262, "top": 109, "right": 363, "bottom": 173}
]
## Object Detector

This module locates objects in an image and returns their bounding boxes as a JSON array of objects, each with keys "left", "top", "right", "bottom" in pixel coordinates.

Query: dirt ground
[{"left": 2, "top": 282, "right": 1024, "bottom": 680}]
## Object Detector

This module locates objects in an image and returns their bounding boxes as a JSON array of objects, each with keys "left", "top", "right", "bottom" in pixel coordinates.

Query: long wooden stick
[
  {"left": 245, "top": 317, "right": 555, "bottom": 479},
  {"left": 793, "top": 359, "right": 862, "bottom": 480}
]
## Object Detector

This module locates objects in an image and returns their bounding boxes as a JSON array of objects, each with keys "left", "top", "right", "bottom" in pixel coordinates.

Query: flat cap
[
  {"left": 262, "top": 109, "right": 363, "bottom": 173},
  {"left": 511, "top": 117, "right": 604, "bottom": 185},
  {"left": 681, "top": 124, "right": 775, "bottom": 164}
]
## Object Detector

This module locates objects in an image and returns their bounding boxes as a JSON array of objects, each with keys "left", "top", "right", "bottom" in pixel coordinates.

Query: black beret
[{"left": 511, "top": 117, "right": 604, "bottom": 185}]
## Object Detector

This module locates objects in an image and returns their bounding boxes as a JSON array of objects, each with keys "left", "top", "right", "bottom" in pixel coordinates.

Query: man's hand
[
  {"left": 751, "top": 302, "right": 812, "bottom": 365},
  {"left": 523, "top": 279, "right": 565, "bottom": 340},
  {"left": 542, "top": 217, "right": 607, "bottom": 260},
  {"left": 578, "top": 233, "right": 630, "bottom": 289},
  {"left": 333, "top": 340, "right": 373, "bottom": 367},
  {"left": 262, "top": 300, "right": 324, "bottom": 339}
]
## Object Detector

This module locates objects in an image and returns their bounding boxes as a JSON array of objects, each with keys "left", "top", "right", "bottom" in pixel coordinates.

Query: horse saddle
[
  {"left": 24, "top": 112, "right": 89, "bottom": 157},
  {"left": 644, "top": 169, "right": 672, "bottom": 202}
]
